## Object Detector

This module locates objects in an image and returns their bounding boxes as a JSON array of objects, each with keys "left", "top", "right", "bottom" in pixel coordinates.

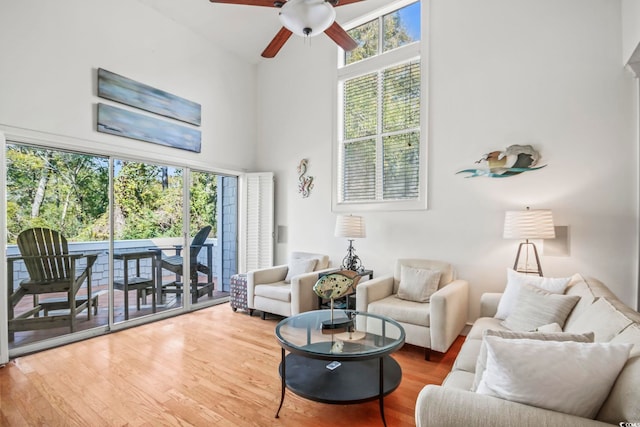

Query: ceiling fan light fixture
[{"left": 279, "top": 0, "right": 336, "bottom": 38}]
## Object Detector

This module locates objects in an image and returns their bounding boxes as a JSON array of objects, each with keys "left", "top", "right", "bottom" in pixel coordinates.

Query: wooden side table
[{"left": 113, "top": 250, "right": 158, "bottom": 320}]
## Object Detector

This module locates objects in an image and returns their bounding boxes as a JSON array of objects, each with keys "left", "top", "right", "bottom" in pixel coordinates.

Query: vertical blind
[
  {"left": 341, "top": 60, "right": 421, "bottom": 202},
  {"left": 244, "top": 172, "right": 274, "bottom": 272}
]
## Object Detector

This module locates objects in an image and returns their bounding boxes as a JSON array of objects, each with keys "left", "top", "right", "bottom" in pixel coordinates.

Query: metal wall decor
[
  {"left": 456, "top": 144, "right": 546, "bottom": 178},
  {"left": 297, "top": 159, "right": 314, "bottom": 198}
]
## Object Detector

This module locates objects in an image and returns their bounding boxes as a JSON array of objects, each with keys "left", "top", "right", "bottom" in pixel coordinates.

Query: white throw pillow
[
  {"left": 396, "top": 265, "right": 441, "bottom": 303},
  {"left": 494, "top": 269, "right": 572, "bottom": 319},
  {"left": 471, "top": 329, "right": 595, "bottom": 391},
  {"left": 500, "top": 284, "right": 579, "bottom": 331},
  {"left": 476, "top": 335, "right": 632, "bottom": 419},
  {"left": 284, "top": 258, "right": 317, "bottom": 283}
]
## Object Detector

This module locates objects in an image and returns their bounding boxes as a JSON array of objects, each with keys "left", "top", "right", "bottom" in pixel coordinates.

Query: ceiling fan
[{"left": 209, "top": 0, "right": 363, "bottom": 58}]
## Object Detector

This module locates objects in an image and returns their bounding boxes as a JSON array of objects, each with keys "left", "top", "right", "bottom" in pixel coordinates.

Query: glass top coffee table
[{"left": 274, "top": 310, "right": 405, "bottom": 426}]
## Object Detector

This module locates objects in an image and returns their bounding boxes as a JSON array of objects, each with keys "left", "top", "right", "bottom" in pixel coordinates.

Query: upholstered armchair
[
  {"left": 247, "top": 252, "right": 330, "bottom": 319},
  {"left": 356, "top": 259, "right": 469, "bottom": 360}
]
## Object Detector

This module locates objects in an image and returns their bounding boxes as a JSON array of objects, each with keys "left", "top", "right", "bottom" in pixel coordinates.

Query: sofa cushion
[
  {"left": 452, "top": 339, "right": 483, "bottom": 373},
  {"left": 284, "top": 258, "right": 317, "bottom": 283},
  {"left": 396, "top": 265, "right": 441, "bottom": 303},
  {"left": 472, "top": 329, "right": 595, "bottom": 391},
  {"left": 466, "top": 317, "right": 509, "bottom": 340},
  {"left": 501, "top": 284, "right": 579, "bottom": 331},
  {"left": 367, "top": 295, "right": 430, "bottom": 326},
  {"left": 254, "top": 282, "right": 291, "bottom": 302},
  {"left": 495, "top": 269, "right": 571, "bottom": 320},
  {"left": 476, "top": 335, "right": 632, "bottom": 419},
  {"left": 564, "top": 297, "right": 635, "bottom": 342},
  {"left": 597, "top": 323, "right": 640, "bottom": 423},
  {"left": 441, "top": 370, "right": 475, "bottom": 391}
]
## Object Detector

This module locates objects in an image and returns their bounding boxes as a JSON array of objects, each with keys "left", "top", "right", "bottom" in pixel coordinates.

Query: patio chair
[
  {"left": 158, "top": 225, "right": 215, "bottom": 304},
  {"left": 7, "top": 227, "right": 98, "bottom": 337}
]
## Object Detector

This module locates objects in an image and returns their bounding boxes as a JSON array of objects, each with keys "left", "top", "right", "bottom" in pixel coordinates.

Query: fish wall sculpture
[{"left": 457, "top": 144, "right": 546, "bottom": 178}]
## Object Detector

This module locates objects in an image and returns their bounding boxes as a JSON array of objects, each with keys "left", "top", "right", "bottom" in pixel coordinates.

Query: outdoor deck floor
[{"left": 8, "top": 278, "right": 229, "bottom": 349}]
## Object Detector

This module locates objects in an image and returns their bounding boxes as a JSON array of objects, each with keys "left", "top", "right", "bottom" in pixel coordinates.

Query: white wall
[
  {"left": 257, "top": 0, "right": 639, "bottom": 319},
  {"left": 623, "top": 0, "right": 640, "bottom": 64},
  {"left": 0, "top": 0, "right": 257, "bottom": 172}
]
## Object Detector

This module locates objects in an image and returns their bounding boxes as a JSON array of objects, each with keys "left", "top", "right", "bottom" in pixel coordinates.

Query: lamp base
[
  {"left": 513, "top": 240, "right": 543, "bottom": 276},
  {"left": 341, "top": 239, "right": 363, "bottom": 271}
]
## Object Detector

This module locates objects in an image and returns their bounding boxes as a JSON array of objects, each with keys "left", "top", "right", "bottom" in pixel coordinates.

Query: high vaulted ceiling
[{"left": 136, "top": 0, "right": 391, "bottom": 64}]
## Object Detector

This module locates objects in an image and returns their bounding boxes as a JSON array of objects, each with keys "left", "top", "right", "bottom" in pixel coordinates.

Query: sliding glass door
[{"left": 5, "top": 141, "right": 237, "bottom": 354}]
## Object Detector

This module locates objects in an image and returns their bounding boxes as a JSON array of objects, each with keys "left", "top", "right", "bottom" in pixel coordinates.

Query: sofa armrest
[
  {"left": 355, "top": 275, "right": 394, "bottom": 313},
  {"left": 430, "top": 279, "right": 469, "bottom": 353},
  {"left": 246, "top": 265, "right": 288, "bottom": 309},
  {"left": 416, "top": 385, "right": 610, "bottom": 427},
  {"left": 290, "top": 267, "right": 334, "bottom": 315},
  {"left": 480, "top": 292, "right": 503, "bottom": 318}
]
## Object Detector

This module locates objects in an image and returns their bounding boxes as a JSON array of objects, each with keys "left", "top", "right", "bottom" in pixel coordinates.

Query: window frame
[{"left": 333, "top": 0, "right": 427, "bottom": 212}]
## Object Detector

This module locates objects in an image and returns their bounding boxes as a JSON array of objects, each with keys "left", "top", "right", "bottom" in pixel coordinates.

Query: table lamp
[
  {"left": 503, "top": 207, "right": 555, "bottom": 276},
  {"left": 335, "top": 214, "right": 366, "bottom": 271}
]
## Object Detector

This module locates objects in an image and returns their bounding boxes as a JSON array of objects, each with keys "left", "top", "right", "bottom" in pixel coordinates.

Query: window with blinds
[{"left": 336, "top": 1, "right": 424, "bottom": 209}]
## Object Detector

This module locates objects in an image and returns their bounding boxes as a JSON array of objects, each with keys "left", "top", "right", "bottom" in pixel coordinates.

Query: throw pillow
[
  {"left": 476, "top": 335, "right": 632, "bottom": 418},
  {"left": 396, "top": 265, "right": 441, "bottom": 303},
  {"left": 494, "top": 269, "right": 571, "bottom": 319},
  {"left": 471, "top": 328, "right": 594, "bottom": 391},
  {"left": 564, "top": 297, "right": 635, "bottom": 342},
  {"left": 500, "top": 284, "right": 579, "bottom": 331},
  {"left": 284, "top": 258, "right": 317, "bottom": 283}
]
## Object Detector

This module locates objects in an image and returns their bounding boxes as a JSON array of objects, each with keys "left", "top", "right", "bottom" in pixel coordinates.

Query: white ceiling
[{"left": 136, "top": 0, "right": 392, "bottom": 64}]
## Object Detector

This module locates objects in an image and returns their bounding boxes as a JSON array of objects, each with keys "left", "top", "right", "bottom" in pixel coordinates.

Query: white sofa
[
  {"left": 246, "top": 251, "right": 330, "bottom": 319},
  {"left": 415, "top": 274, "right": 640, "bottom": 426},
  {"left": 356, "top": 259, "right": 469, "bottom": 360}
]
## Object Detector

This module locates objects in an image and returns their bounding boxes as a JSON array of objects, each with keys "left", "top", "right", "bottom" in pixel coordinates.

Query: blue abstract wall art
[
  {"left": 97, "top": 103, "right": 201, "bottom": 153},
  {"left": 98, "top": 68, "right": 201, "bottom": 126}
]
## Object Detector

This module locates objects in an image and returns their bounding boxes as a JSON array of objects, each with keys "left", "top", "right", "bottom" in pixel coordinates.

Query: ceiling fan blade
[
  {"left": 209, "top": 0, "right": 279, "bottom": 7},
  {"left": 262, "top": 27, "right": 293, "bottom": 58},
  {"left": 330, "top": 0, "right": 365, "bottom": 6},
  {"left": 324, "top": 22, "right": 358, "bottom": 52}
]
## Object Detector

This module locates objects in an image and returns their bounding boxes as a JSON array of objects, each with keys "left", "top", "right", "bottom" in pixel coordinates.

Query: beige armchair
[
  {"left": 356, "top": 259, "right": 469, "bottom": 360},
  {"left": 247, "top": 252, "right": 330, "bottom": 319}
]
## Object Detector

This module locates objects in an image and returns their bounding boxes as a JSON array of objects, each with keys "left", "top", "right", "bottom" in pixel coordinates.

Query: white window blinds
[{"left": 340, "top": 60, "right": 421, "bottom": 203}]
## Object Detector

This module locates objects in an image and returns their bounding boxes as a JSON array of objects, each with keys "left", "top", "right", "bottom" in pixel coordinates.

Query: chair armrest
[
  {"left": 429, "top": 279, "right": 469, "bottom": 353},
  {"left": 416, "top": 385, "right": 610, "bottom": 427},
  {"left": 246, "top": 265, "right": 289, "bottom": 309},
  {"left": 289, "top": 267, "right": 334, "bottom": 316},
  {"left": 355, "top": 275, "right": 394, "bottom": 313},
  {"left": 480, "top": 293, "right": 503, "bottom": 318}
]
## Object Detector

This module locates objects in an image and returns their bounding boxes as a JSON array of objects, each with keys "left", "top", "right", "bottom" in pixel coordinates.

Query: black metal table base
[{"left": 275, "top": 348, "right": 402, "bottom": 426}]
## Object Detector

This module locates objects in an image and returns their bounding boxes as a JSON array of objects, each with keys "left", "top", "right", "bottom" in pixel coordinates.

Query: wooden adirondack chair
[
  {"left": 157, "top": 225, "right": 215, "bottom": 304},
  {"left": 7, "top": 228, "right": 98, "bottom": 337}
]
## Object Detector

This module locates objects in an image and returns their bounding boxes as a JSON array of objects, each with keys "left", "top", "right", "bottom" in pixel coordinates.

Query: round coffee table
[{"left": 274, "top": 310, "right": 405, "bottom": 426}]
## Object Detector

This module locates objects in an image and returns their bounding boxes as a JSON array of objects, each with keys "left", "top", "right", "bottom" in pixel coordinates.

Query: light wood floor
[{"left": 0, "top": 304, "right": 463, "bottom": 426}]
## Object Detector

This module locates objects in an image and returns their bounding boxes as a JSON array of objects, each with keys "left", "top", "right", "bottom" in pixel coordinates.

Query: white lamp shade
[
  {"left": 503, "top": 209, "right": 555, "bottom": 240},
  {"left": 279, "top": 0, "right": 336, "bottom": 37},
  {"left": 335, "top": 215, "right": 366, "bottom": 239}
]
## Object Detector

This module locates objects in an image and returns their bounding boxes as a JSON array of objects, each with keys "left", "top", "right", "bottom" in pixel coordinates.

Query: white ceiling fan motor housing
[{"left": 279, "top": 0, "right": 336, "bottom": 37}]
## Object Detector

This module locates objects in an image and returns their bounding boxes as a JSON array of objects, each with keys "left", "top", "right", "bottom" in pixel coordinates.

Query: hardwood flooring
[{"left": 0, "top": 304, "right": 463, "bottom": 426}]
